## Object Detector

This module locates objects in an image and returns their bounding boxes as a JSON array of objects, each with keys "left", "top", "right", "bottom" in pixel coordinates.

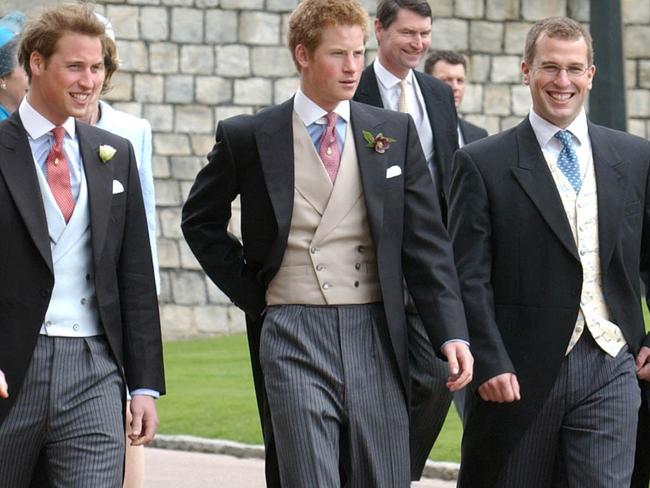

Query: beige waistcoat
[{"left": 265, "top": 112, "right": 382, "bottom": 305}]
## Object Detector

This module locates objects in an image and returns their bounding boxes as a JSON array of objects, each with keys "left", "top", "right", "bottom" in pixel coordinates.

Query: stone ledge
[{"left": 149, "top": 434, "right": 460, "bottom": 480}]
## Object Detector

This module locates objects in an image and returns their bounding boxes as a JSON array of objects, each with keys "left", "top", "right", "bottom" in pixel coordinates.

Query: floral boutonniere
[
  {"left": 98, "top": 144, "right": 117, "bottom": 163},
  {"left": 363, "top": 130, "right": 396, "bottom": 154}
]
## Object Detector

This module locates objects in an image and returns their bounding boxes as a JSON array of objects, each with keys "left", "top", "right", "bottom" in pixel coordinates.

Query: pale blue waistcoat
[{"left": 35, "top": 160, "right": 103, "bottom": 337}]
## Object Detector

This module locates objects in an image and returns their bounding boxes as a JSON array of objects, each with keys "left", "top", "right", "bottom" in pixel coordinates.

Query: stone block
[
  {"left": 222, "top": 0, "right": 263, "bottom": 7},
  {"left": 627, "top": 89, "right": 650, "bottom": 116},
  {"left": 628, "top": 60, "right": 639, "bottom": 88},
  {"left": 112, "top": 102, "right": 142, "bottom": 117},
  {"left": 162, "top": 0, "right": 193, "bottom": 5},
  {"left": 428, "top": 0, "right": 453, "bottom": 16},
  {"left": 455, "top": 0, "right": 484, "bottom": 18},
  {"left": 638, "top": 60, "right": 650, "bottom": 90},
  {"left": 216, "top": 45, "right": 251, "bottom": 77},
  {"left": 625, "top": 25, "right": 650, "bottom": 58},
  {"left": 158, "top": 271, "right": 172, "bottom": 304},
  {"left": 486, "top": 0, "right": 520, "bottom": 20},
  {"left": 491, "top": 55, "right": 521, "bottom": 83},
  {"left": 500, "top": 116, "right": 522, "bottom": 131},
  {"left": 141, "top": 7, "right": 169, "bottom": 41},
  {"left": 170, "top": 156, "right": 204, "bottom": 180},
  {"left": 179, "top": 240, "right": 203, "bottom": 270},
  {"left": 521, "top": 0, "right": 567, "bottom": 19},
  {"left": 144, "top": 104, "right": 174, "bottom": 132},
  {"left": 157, "top": 238, "right": 181, "bottom": 268},
  {"left": 207, "top": 279, "right": 232, "bottom": 305},
  {"left": 252, "top": 47, "right": 295, "bottom": 77},
  {"left": 103, "top": 72, "right": 133, "bottom": 102},
  {"left": 228, "top": 307, "right": 246, "bottom": 333},
  {"left": 468, "top": 54, "right": 491, "bottom": 82},
  {"left": 150, "top": 43, "right": 179, "bottom": 74},
  {"left": 153, "top": 156, "right": 171, "bottom": 178},
  {"left": 431, "top": 19, "right": 468, "bottom": 51},
  {"left": 165, "top": 75, "right": 194, "bottom": 103},
  {"left": 126, "top": 0, "right": 160, "bottom": 5},
  {"left": 206, "top": 10, "right": 238, "bottom": 44},
  {"left": 195, "top": 76, "right": 232, "bottom": 104},
  {"left": 504, "top": 22, "right": 531, "bottom": 56},
  {"left": 274, "top": 77, "right": 300, "bottom": 104},
  {"left": 511, "top": 85, "right": 532, "bottom": 116},
  {"left": 628, "top": 118, "right": 647, "bottom": 138},
  {"left": 181, "top": 45, "right": 215, "bottom": 74},
  {"left": 461, "top": 83, "right": 483, "bottom": 113},
  {"left": 196, "top": 0, "right": 219, "bottom": 6},
  {"left": 267, "top": 0, "right": 299, "bottom": 11},
  {"left": 464, "top": 114, "right": 500, "bottom": 135},
  {"left": 176, "top": 105, "right": 214, "bottom": 134},
  {"left": 234, "top": 78, "right": 273, "bottom": 106},
  {"left": 484, "top": 85, "right": 511, "bottom": 115},
  {"left": 134, "top": 74, "right": 164, "bottom": 102},
  {"left": 171, "top": 271, "right": 207, "bottom": 305},
  {"left": 160, "top": 304, "right": 195, "bottom": 339},
  {"left": 154, "top": 133, "right": 192, "bottom": 156},
  {"left": 155, "top": 179, "right": 182, "bottom": 206},
  {"left": 195, "top": 306, "right": 230, "bottom": 335},
  {"left": 568, "top": 0, "right": 590, "bottom": 21},
  {"left": 106, "top": 5, "right": 140, "bottom": 40},
  {"left": 158, "top": 208, "right": 183, "bottom": 239},
  {"left": 470, "top": 21, "right": 504, "bottom": 53},
  {"left": 239, "top": 12, "right": 281, "bottom": 45},
  {"left": 172, "top": 8, "right": 204, "bottom": 43},
  {"left": 180, "top": 181, "right": 195, "bottom": 201},
  {"left": 190, "top": 135, "right": 216, "bottom": 156},
  {"left": 623, "top": 0, "right": 650, "bottom": 23},
  {"left": 116, "top": 41, "right": 148, "bottom": 71},
  {"left": 215, "top": 106, "right": 254, "bottom": 122}
]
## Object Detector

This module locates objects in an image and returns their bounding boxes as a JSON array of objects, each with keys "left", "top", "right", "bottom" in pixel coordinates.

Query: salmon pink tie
[
  {"left": 318, "top": 112, "right": 340, "bottom": 182},
  {"left": 47, "top": 127, "right": 75, "bottom": 222}
]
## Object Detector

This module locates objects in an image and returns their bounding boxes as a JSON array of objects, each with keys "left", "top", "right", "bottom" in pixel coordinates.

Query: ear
[
  {"left": 29, "top": 51, "right": 45, "bottom": 77},
  {"left": 586, "top": 64, "right": 596, "bottom": 91},
  {"left": 521, "top": 60, "right": 530, "bottom": 86},
  {"left": 294, "top": 44, "right": 310, "bottom": 70}
]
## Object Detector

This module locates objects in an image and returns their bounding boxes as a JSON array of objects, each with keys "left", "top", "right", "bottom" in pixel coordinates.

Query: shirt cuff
[
  {"left": 440, "top": 339, "right": 470, "bottom": 352},
  {"left": 129, "top": 388, "right": 160, "bottom": 399}
]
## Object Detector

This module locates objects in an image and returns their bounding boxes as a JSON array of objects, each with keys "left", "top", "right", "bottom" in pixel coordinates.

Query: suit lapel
[
  {"left": 510, "top": 119, "right": 580, "bottom": 261},
  {"left": 256, "top": 99, "right": 295, "bottom": 259},
  {"left": 354, "top": 65, "right": 384, "bottom": 108},
  {"left": 76, "top": 122, "right": 113, "bottom": 269},
  {"left": 589, "top": 123, "right": 625, "bottom": 275},
  {"left": 350, "top": 101, "right": 387, "bottom": 243},
  {"left": 0, "top": 113, "right": 53, "bottom": 272}
]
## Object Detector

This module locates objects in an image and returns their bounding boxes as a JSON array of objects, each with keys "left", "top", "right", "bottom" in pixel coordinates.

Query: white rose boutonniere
[{"left": 98, "top": 144, "right": 117, "bottom": 163}]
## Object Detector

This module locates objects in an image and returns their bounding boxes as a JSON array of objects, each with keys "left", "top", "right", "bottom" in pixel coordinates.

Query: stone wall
[{"left": 6, "top": 0, "right": 650, "bottom": 339}]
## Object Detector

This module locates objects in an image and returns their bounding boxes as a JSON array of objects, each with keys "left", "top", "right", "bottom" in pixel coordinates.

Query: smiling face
[
  {"left": 521, "top": 33, "right": 595, "bottom": 128},
  {"left": 296, "top": 24, "right": 365, "bottom": 112},
  {"left": 375, "top": 8, "right": 431, "bottom": 79},
  {"left": 27, "top": 30, "right": 104, "bottom": 125}
]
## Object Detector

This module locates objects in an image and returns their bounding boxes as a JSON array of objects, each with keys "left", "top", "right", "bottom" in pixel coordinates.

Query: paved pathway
[{"left": 144, "top": 448, "right": 457, "bottom": 488}]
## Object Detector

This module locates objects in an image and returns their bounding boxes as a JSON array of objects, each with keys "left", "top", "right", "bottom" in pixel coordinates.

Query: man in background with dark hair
[
  {"left": 353, "top": 0, "right": 461, "bottom": 478},
  {"left": 425, "top": 50, "right": 488, "bottom": 148}
]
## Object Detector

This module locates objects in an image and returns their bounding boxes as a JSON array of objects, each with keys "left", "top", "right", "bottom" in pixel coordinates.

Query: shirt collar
[
  {"left": 529, "top": 107, "right": 588, "bottom": 148},
  {"left": 373, "top": 58, "right": 414, "bottom": 90},
  {"left": 18, "top": 97, "right": 76, "bottom": 141},
  {"left": 293, "top": 88, "right": 350, "bottom": 126}
]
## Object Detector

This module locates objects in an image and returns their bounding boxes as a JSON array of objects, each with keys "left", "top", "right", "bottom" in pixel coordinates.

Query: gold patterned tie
[{"left": 398, "top": 79, "right": 409, "bottom": 113}]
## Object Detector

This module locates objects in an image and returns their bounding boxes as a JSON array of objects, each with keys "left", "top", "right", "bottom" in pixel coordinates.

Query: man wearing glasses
[{"left": 449, "top": 16, "right": 650, "bottom": 487}]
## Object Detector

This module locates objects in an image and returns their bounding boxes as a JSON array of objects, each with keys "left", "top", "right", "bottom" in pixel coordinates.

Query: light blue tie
[{"left": 554, "top": 130, "right": 581, "bottom": 193}]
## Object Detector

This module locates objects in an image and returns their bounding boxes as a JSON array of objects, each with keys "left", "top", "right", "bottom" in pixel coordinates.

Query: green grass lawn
[{"left": 157, "top": 305, "right": 650, "bottom": 463}]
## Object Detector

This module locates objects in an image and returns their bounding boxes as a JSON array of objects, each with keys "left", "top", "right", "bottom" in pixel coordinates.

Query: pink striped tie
[
  {"left": 318, "top": 112, "right": 341, "bottom": 182},
  {"left": 47, "top": 127, "right": 75, "bottom": 222}
]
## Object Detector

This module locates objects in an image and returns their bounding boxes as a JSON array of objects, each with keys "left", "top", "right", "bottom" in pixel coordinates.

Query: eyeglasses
[{"left": 534, "top": 64, "right": 590, "bottom": 78}]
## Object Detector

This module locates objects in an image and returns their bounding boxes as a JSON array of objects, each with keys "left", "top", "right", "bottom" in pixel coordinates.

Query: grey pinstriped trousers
[
  {"left": 496, "top": 329, "right": 641, "bottom": 487},
  {"left": 0, "top": 335, "right": 124, "bottom": 488},
  {"left": 260, "top": 303, "right": 410, "bottom": 488}
]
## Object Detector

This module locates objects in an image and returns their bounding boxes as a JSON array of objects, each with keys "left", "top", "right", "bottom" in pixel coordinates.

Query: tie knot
[
  {"left": 554, "top": 130, "right": 574, "bottom": 148},
  {"left": 52, "top": 126, "right": 65, "bottom": 146},
  {"left": 325, "top": 112, "right": 338, "bottom": 128}
]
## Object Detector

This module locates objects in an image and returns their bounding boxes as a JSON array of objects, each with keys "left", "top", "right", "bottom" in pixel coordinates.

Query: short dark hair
[
  {"left": 524, "top": 16, "right": 593, "bottom": 66},
  {"left": 18, "top": 3, "right": 107, "bottom": 81},
  {"left": 424, "top": 50, "right": 466, "bottom": 75},
  {"left": 376, "top": 0, "right": 431, "bottom": 28}
]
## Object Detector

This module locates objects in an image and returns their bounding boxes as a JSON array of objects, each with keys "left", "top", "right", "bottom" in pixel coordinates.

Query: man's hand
[
  {"left": 478, "top": 373, "right": 521, "bottom": 402},
  {"left": 128, "top": 395, "right": 159, "bottom": 446},
  {"left": 636, "top": 346, "right": 650, "bottom": 382},
  {"left": 441, "top": 342, "right": 473, "bottom": 391},
  {"left": 0, "top": 369, "right": 7, "bottom": 399}
]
